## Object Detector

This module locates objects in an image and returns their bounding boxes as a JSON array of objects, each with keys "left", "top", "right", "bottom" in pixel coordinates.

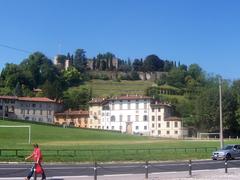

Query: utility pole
[{"left": 219, "top": 78, "right": 224, "bottom": 149}]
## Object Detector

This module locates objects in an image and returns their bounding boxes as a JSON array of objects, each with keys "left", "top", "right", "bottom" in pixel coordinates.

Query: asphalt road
[{"left": 1, "top": 160, "right": 240, "bottom": 178}]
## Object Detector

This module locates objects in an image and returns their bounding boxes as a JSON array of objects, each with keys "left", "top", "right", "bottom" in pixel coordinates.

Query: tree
[
  {"left": 20, "top": 52, "right": 59, "bottom": 87},
  {"left": 163, "top": 60, "right": 174, "bottom": 72},
  {"left": 166, "top": 67, "right": 187, "bottom": 88},
  {"left": 143, "top": 54, "right": 164, "bottom": 72},
  {"left": 63, "top": 67, "right": 82, "bottom": 87},
  {"left": 63, "top": 86, "right": 91, "bottom": 110},
  {"left": 132, "top": 59, "right": 143, "bottom": 71},
  {"left": 73, "top": 49, "right": 87, "bottom": 72}
]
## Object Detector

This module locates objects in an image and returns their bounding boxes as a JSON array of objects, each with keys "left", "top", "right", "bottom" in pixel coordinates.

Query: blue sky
[{"left": 0, "top": 0, "right": 240, "bottom": 79}]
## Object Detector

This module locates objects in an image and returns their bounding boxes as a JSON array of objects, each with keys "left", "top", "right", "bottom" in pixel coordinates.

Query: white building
[
  {"left": 101, "top": 95, "right": 151, "bottom": 135},
  {"left": 90, "top": 95, "right": 185, "bottom": 138}
]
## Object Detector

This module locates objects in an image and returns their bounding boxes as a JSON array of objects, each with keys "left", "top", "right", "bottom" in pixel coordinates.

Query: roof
[
  {"left": 55, "top": 110, "right": 89, "bottom": 116},
  {"left": 89, "top": 98, "right": 107, "bottom": 105},
  {"left": 165, "top": 116, "right": 181, "bottom": 121},
  {"left": 0, "top": 96, "right": 57, "bottom": 103},
  {"left": 150, "top": 100, "right": 172, "bottom": 107},
  {"left": 18, "top": 97, "right": 56, "bottom": 103},
  {"left": 0, "top": 96, "right": 18, "bottom": 100},
  {"left": 109, "top": 95, "right": 152, "bottom": 101}
]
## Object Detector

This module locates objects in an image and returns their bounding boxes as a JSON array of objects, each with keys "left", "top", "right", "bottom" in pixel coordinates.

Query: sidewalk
[
  {"left": 50, "top": 168, "right": 240, "bottom": 180},
  {"left": 0, "top": 168, "right": 239, "bottom": 180}
]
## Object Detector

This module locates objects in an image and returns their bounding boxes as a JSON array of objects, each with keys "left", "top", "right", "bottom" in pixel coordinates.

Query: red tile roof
[
  {"left": 0, "top": 96, "right": 57, "bottom": 103},
  {"left": 0, "top": 96, "right": 18, "bottom": 100},
  {"left": 165, "top": 116, "right": 181, "bottom": 121},
  {"left": 18, "top": 97, "right": 55, "bottom": 103},
  {"left": 89, "top": 98, "right": 107, "bottom": 104},
  {"left": 109, "top": 95, "right": 152, "bottom": 101}
]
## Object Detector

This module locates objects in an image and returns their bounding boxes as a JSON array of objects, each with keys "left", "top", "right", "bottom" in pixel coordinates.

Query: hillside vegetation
[{"left": 83, "top": 79, "right": 155, "bottom": 97}]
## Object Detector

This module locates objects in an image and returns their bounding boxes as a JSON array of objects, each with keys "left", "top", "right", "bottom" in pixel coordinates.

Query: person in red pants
[{"left": 25, "top": 144, "right": 46, "bottom": 180}]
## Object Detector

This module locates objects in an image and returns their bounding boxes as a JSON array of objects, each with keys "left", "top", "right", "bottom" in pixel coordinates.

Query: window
[
  {"left": 127, "top": 115, "right": 131, "bottom": 122},
  {"left": 136, "top": 126, "right": 139, "bottom": 130},
  {"left": 128, "top": 101, "right": 131, "bottom": 109},
  {"left": 120, "top": 102, "right": 123, "bottom": 110},
  {"left": 0, "top": 105, "right": 3, "bottom": 110},
  {"left": 175, "top": 131, "right": 178, "bottom": 134},
  {"left": 120, "top": 126, "right": 122, "bottom": 130},
  {"left": 33, "top": 109, "right": 35, "bottom": 115},
  {"left": 158, "top": 130, "right": 161, "bottom": 135},
  {"left": 27, "top": 109, "right": 29, "bottom": 114},
  {"left": 152, "top": 123, "right": 155, "bottom": 128},
  {"left": 167, "top": 131, "right": 170, "bottom": 134},
  {"left": 136, "top": 101, "right": 139, "bottom": 109},
  {"left": 152, "top": 116, "right": 155, "bottom": 121},
  {"left": 21, "top": 109, "right": 24, "bottom": 114},
  {"left": 112, "top": 102, "right": 115, "bottom": 110},
  {"left": 32, "top": 104, "right": 36, "bottom": 108},
  {"left": 110, "top": 115, "right": 115, "bottom": 122},
  {"left": 136, "top": 115, "right": 139, "bottom": 121},
  {"left": 111, "top": 126, "right": 114, "bottom": 130},
  {"left": 143, "top": 115, "right": 148, "bottom": 121},
  {"left": 152, "top": 108, "right": 154, "bottom": 112},
  {"left": 144, "top": 102, "right": 147, "bottom": 109},
  {"left": 158, "top": 116, "right": 161, "bottom": 121},
  {"left": 158, "top": 108, "right": 160, "bottom": 112},
  {"left": 144, "top": 126, "right": 147, "bottom": 130},
  {"left": 175, "top": 122, "right": 178, "bottom": 128},
  {"left": 119, "top": 115, "right": 123, "bottom": 122},
  {"left": 158, "top": 123, "right": 161, "bottom": 128},
  {"left": 40, "top": 110, "right": 42, "bottom": 115},
  {"left": 166, "top": 122, "right": 170, "bottom": 128}
]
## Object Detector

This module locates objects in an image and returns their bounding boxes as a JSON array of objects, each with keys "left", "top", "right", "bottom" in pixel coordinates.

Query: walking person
[{"left": 25, "top": 144, "right": 46, "bottom": 180}]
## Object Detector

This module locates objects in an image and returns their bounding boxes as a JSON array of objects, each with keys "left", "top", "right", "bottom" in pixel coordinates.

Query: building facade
[
  {"left": 88, "top": 98, "right": 106, "bottom": 129},
  {"left": 0, "top": 96, "right": 63, "bottom": 123},
  {"left": 101, "top": 95, "right": 151, "bottom": 135},
  {"left": 54, "top": 110, "right": 89, "bottom": 128},
  {"left": 88, "top": 95, "right": 184, "bottom": 138}
]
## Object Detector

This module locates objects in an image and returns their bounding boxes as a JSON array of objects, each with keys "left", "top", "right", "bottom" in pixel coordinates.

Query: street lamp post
[{"left": 219, "top": 78, "right": 224, "bottom": 149}]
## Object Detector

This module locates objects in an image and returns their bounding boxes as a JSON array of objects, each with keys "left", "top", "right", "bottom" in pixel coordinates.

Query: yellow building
[
  {"left": 88, "top": 98, "right": 106, "bottom": 129},
  {"left": 54, "top": 110, "right": 89, "bottom": 128}
]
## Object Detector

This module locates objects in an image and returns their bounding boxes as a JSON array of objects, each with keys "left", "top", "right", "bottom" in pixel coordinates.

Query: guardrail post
[
  {"left": 145, "top": 161, "right": 149, "bottom": 179},
  {"left": 94, "top": 161, "right": 97, "bottom": 180},
  {"left": 225, "top": 160, "right": 228, "bottom": 173},
  {"left": 189, "top": 160, "right": 192, "bottom": 176}
]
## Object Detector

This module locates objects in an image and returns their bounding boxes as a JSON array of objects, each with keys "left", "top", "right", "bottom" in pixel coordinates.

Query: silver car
[{"left": 212, "top": 144, "right": 240, "bottom": 160}]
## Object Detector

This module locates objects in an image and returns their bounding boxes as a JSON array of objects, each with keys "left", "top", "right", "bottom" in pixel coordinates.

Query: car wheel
[{"left": 225, "top": 153, "right": 231, "bottom": 160}]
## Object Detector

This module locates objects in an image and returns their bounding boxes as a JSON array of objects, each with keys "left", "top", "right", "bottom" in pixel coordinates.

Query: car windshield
[{"left": 222, "top": 145, "right": 233, "bottom": 150}]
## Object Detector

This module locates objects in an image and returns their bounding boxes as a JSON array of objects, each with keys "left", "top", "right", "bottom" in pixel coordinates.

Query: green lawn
[
  {"left": 83, "top": 80, "right": 155, "bottom": 97},
  {"left": 1, "top": 119, "right": 239, "bottom": 162}
]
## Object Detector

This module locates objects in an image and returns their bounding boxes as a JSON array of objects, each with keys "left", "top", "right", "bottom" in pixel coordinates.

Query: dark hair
[{"left": 33, "top": 144, "right": 38, "bottom": 148}]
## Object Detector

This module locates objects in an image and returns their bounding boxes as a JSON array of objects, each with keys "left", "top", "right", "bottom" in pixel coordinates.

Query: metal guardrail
[{"left": 0, "top": 147, "right": 217, "bottom": 157}]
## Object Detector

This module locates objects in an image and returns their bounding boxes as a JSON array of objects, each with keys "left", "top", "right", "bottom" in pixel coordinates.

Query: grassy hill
[{"left": 82, "top": 79, "right": 155, "bottom": 97}]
